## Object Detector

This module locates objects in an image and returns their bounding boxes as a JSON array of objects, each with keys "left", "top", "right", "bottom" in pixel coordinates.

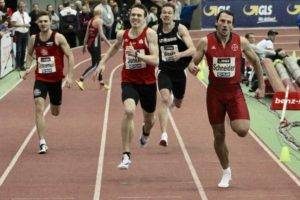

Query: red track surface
[{"left": 0, "top": 29, "right": 299, "bottom": 199}]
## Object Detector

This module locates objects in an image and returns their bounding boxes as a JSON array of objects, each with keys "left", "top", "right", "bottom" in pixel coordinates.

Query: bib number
[
  {"left": 38, "top": 56, "right": 56, "bottom": 74},
  {"left": 161, "top": 45, "right": 178, "bottom": 62},
  {"left": 125, "top": 49, "right": 146, "bottom": 70},
  {"left": 212, "top": 57, "right": 235, "bottom": 78}
]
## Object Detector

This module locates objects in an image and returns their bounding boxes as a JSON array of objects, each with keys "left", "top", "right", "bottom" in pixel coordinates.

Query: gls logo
[
  {"left": 203, "top": 5, "right": 230, "bottom": 16},
  {"left": 287, "top": 4, "right": 300, "bottom": 15},
  {"left": 243, "top": 5, "right": 272, "bottom": 16}
]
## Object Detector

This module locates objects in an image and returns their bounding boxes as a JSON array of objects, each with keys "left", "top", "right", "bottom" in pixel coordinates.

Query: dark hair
[
  {"left": 245, "top": 33, "right": 254, "bottom": 39},
  {"left": 216, "top": 10, "right": 234, "bottom": 24},
  {"left": 162, "top": 2, "right": 175, "bottom": 12},
  {"left": 63, "top": 1, "right": 70, "bottom": 8},
  {"left": 36, "top": 10, "right": 51, "bottom": 20},
  {"left": 130, "top": 3, "right": 148, "bottom": 17}
]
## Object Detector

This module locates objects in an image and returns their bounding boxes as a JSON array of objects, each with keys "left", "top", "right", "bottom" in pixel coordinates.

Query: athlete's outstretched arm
[
  {"left": 176, "top": 24, "right": 195, "bottom": 59},
  {"left": 193, "top": 37, "right": 207, "bottom": 65},
  {"left": 58, "top": 34, "right": 74, "bottom": 87},
  {"left": 241, "top": 37, "right": 265, "bottom": 98},
  {"left": 137, "top": 29, "right": 159, "bottom": 67}
]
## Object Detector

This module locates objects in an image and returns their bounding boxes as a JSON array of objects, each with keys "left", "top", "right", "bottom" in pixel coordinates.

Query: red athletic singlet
[
  {"left": 205, "top": 32, "right": 242, "bottom": 86},
  {"left": 87, "top": 18, "right": 99, "bottom": 49},
  {"left": 122, "top": 27, "right": 156, "bottom": 84},
  {"left": 34, "top": 31, "right": 65, "bottom": 82}
]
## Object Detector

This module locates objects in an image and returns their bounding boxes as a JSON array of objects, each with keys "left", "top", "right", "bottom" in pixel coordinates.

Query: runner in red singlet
[
  {"left": 94, "top": 3, "right": 159, "bottom": 170},
  {"left": 23, "top": 10, "right": 74, "bottom": 154},
  {"left": 76, "top": 6, "right": 111, "bottom": 91},
  {"left": 192, "top": 10, "right": 265, "bottom": 188}
]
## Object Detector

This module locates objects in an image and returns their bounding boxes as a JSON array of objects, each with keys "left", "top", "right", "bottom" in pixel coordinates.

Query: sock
[
  {"left": 39, "top": 138, "right": 46, "bottom": 145},
  {"left": 123, "top": 152, "right": 131, "bottom": 159}
]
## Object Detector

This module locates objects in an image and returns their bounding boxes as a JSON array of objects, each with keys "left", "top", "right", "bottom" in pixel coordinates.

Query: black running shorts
[
  {"left": 157, "top": 69, "right": 186, "bottom": 99},
  {"left": 121, "top": 83, "right": 157, "bottom": 113},
  {"left": 33, "top": 80, "right": 62, "bottom": 106}
]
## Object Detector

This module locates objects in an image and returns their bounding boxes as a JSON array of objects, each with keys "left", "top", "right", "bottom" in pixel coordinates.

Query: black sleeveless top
[{"left": 157, "top": 21, "right": 192, "bottom": 71}]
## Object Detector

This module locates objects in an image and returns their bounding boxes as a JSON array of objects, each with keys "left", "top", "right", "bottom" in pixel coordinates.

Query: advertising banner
[
  {"left": 201, "top": 0, "right": 300, "bottom": 28},
  {"left": 0, "top": 32, "right": 14, "bottom": 78}
]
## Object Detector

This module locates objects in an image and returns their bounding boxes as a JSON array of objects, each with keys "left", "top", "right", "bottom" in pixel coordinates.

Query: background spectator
[
  {"left": 29, "top": 3, "right": 39, "bottom": 35},
  {"left": 46, "top": 4, "right": 60, "bottom": 31},
  {"left": 96, "top": 0, "right": 114, "bottom": 39},
  {"left": 0, "top": 0, "right": 13, "bottom": 31},
  {"left": 77, "top": 5, "right": 93, "bottom": 45},
  {"left": 180, "top": 0, "right": 199, "bottom": 29},
  {"left": 10, "top": 0, "right": 30, "bottom": 71},
  {"left": 59, "top": 0, "right": 77, "bottom": 48},
  {"left": 147, "top": 6, "right": 158, "bottom": 28}
]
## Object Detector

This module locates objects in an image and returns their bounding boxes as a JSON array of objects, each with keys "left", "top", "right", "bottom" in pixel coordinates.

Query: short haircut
[
  {"left": 63, "top": 1, "right": 70, "bottom": 7},
  {"left": 130, "top": 3, "right": 148, "bottom": 17},
  {"left": 245, "top": 33, "right": 254, "bottom": 39},
  {"left": 162, "top": 2, "right": 175, "bottom": 12},
  {"left": 216, "top": 10, "right": 234, "bottom": 24},
  {"left": 36, "top": 10, "right": 51, "bottom": 20}
]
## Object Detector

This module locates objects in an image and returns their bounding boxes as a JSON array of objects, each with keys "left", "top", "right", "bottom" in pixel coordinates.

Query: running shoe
[
  {"left": 159, "top": 132, "right": 168, "bottom": 147},
  {"left": 117, "top": 154, "right": 131, "bottom": 170},
  {"left": 76, "top": 80, "right": 85, "bottom": 90},
  {"left": 38, "top": 144, "right": 48, "bottom": 154},
  {"left": 218, "top": 169, "right": 232, "bottom": 188}
]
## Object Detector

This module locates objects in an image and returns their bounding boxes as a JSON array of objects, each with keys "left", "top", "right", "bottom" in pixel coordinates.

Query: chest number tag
[
  {"left": 125, "top": 49, "right": 146, "bottom": 70},
  {"left": 38, "top": 56, "right": 56, "bottom": 74},
  {"left": 212, "top": 57, "right": 235, "bottom": 78},
  {"left": 161, "top": 45, "right": 178, "bottom": 62}
]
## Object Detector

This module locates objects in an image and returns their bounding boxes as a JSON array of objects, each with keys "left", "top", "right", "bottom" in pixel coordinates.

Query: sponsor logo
[
  {"left": 211, "top": 45, "right": 216, "bottom": 50},
  {"left": 46, "top": 42, "right": 54, "bottom": 46},
  {"left": 243, "top": 4, "right": 277, "bottom": 24},
  {"left": 231, "top": 44, "right": 238, "bottom": 51},
  {"left": 40, "top": 48, "right": 48, "bottom": 56},
  {"left": 138, "top": 39, "right": 143, "bottom": 44},
  {"left": 271, "top": 92, "right": 300, "bottom": 110},
  {"left": 203, "top": 5, "right": 230, "bottom": 16},
  {"left": 159, "top": 37, "right": 177, "bottom": 43},
  {"left": 287, "top": 4, "right": 300, "bottom": 15}
]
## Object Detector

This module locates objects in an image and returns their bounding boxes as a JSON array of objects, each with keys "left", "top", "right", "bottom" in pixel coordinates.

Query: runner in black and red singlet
[
  {"left": 94, "top": 3, "right": 159, "bottom": 170},
  {"left": 23, "top": 10, "right": 74, "bottom": 154},
  {"left": 192, "top": 10, "right": 265, "bottom": 188}
]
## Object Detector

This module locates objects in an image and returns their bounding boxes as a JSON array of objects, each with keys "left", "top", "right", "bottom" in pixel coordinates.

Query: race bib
[
  {"left": 212, "top": 57, "right": 235, "bottom": 78},
  {"left": 125, "top": 49, "right": 146, "bottom": 70},
  {"left": 161, "top": 45, "right": 179, "bottom": 62},
  {"left": 37, "top": 56, "right": 56, "bottom": 74}
]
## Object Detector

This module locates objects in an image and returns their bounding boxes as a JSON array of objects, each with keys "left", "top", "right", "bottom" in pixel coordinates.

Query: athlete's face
[
  {"left": 161, "top": 6, "right": 175, "bottom": 24},
  {"left": 216, "top": 13, "right": 233, "bottom": 37},
  {"left": 130, "top": 7, "right": 146, "bottom": 28},
  {"left": 37, "top": 15, "right": 51, "bottom": 32}
]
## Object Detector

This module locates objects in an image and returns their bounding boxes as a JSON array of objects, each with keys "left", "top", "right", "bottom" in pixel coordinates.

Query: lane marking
[
  {"left": 197, "top": 77, "right": 300, "bottom": 187},
  {"left": 168, "top": 110, "right": 208, "bottom": 200},
  {"left": 0, "top": 58, "right": 91, "bottom": 187},
  {"left": 93, "top": 64, "right": 122, "bottom": 200}
]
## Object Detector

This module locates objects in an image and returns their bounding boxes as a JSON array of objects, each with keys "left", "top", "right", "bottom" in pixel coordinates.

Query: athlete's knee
[
  {"left": 236, "top": 128, "right": 249, "bottom": 137},
  {"left": 160, "top": 94, "right": 170, "bottom": 106},
  {"left": 124, "top": 108, "right": 135, "bottom": 119}
]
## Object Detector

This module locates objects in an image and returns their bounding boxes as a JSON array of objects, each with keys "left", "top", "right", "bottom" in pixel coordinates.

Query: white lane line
[
  {"left": 93, "top": 64, "right": 122, "bottom": 200},
  {"left": 0, "top": 58, "right": 91, "bottom": 187},
  {"left": 168, "top": 111, "right": 208, "bottom": 200},
  {"left": 198, "top": 79, "right": 300, "bottom": 187}
]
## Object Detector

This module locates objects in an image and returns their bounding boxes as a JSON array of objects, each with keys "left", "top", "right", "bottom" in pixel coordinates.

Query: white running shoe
[
  {"left": 159, "top": 132, "right": 168, "bottom": 147},
  {"left": 218, "top": 168, "right": 232, "bottom": 188},
  {"left": 117, "top": 154, "right": 131, "bottom": 170},
  {"left": 38, "top": 144, "right": 48, "bottom": 154}
]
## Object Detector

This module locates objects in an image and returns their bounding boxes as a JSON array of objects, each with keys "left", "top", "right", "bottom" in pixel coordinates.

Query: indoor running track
[{"left": 0, "top": 29, "right": 299, "bottom": 200}]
